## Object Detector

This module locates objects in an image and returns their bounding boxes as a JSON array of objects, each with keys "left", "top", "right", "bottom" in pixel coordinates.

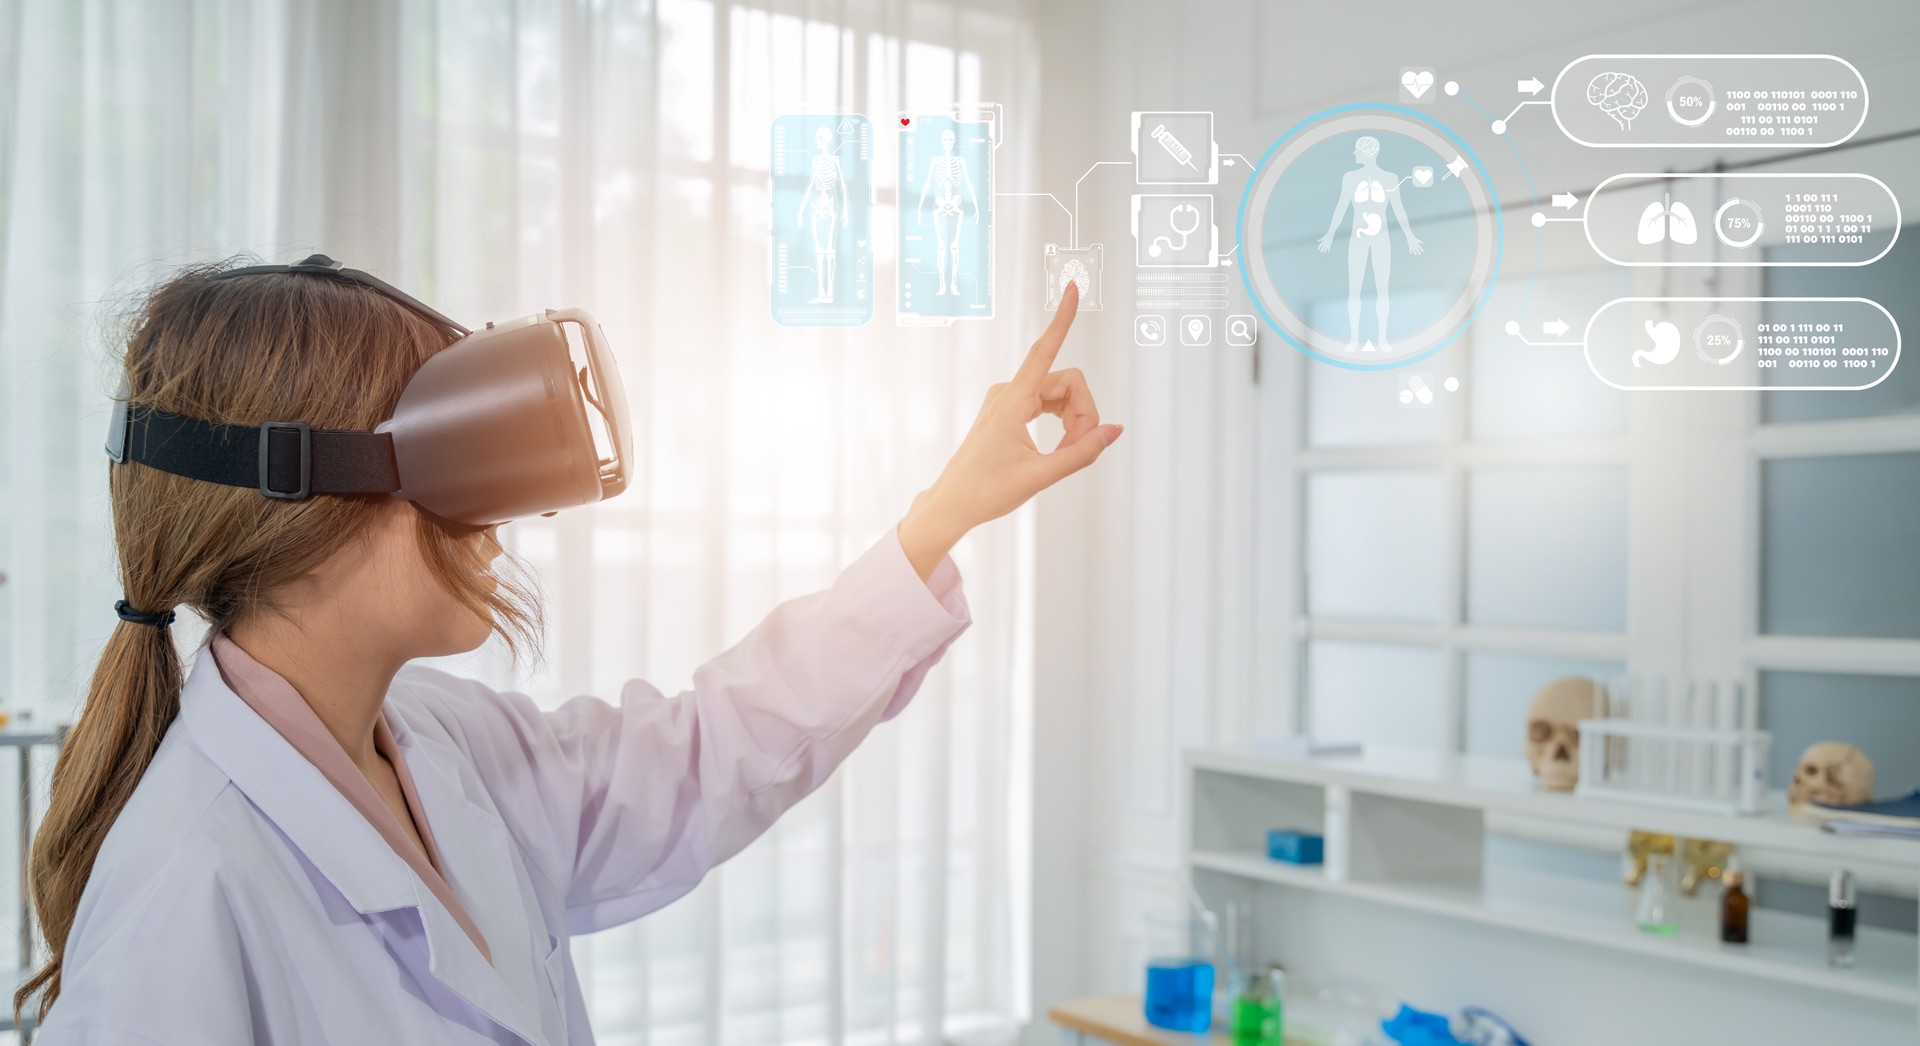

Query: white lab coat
[{"left": 37, "top": 534, "right": 969, "bottom": 1045}]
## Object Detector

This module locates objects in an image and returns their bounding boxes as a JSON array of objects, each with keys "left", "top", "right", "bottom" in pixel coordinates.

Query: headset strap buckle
[{"left": 258, "top": 421, "right": 312, "bottom": 499}]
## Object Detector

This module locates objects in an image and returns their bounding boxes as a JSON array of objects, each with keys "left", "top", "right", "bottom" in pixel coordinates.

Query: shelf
[
  {"left": 1191, "top": 848, "right": 1920, "bottom": 1009},
  {"left": 1047, "top": 994, "right": 1325, "bottom": 1046},
  {"left": 0, "top": 967, "right": 38, "bottom": 1031},
  {"left": 1187, "top": 744, "right": 1920, "bottom": 867},
  {"left": 0, "top": 725, "right": 65, "bottom": 749}
]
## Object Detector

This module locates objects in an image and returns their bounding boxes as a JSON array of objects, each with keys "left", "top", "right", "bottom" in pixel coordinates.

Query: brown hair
[{"left": 16, "top": 263, "right": 542, "bottom": 1020}]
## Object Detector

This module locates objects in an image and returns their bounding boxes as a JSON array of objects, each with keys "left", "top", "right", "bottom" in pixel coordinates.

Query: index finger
[{"left": 1011, "top": 280, "right": 1078, "bottom": 390}]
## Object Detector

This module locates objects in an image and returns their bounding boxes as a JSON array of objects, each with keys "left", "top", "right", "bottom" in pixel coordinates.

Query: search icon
[{"left": 1226, "top": 314, "right": 1257, "bottom": 347}]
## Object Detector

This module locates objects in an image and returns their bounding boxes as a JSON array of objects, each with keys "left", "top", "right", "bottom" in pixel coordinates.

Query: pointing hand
[{"left": 897, "top": 281, "right": 1122, "bottom": 579}]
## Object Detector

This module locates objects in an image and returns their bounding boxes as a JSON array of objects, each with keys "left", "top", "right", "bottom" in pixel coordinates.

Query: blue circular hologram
[{"left": 1236, "top": 103, "right": 1503, "bottom": 371}]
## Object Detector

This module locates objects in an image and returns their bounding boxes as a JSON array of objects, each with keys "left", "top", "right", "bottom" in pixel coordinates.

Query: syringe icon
[{"left": 1150, "top": 123, "right": 1200, "bottom": 173}]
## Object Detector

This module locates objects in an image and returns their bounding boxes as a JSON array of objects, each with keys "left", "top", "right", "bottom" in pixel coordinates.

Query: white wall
[{"left": 1025, "top": 0, "right": 1920, "bottom": 1041}]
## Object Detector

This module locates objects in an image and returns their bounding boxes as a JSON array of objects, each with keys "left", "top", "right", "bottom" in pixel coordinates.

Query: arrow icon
[
  {"left": 1542, "top": 320, "right": 1570, "bottom": 337},
  {"left": 1518, "top": 77, "right": 1544, "bottom": 96},
  {"left": 1552, "top": 193, "right": 1579, "bottom": 210},
  {"left": 1224, "top": 157, "right": 1236, "bottom": 167}
]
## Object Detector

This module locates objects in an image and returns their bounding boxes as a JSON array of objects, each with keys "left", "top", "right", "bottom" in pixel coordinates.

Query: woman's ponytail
[{"left": 15, "top": 605, "right": 183, "bottom": 1022}]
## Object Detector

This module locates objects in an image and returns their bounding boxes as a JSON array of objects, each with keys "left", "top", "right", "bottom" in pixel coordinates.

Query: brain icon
[{"left": 1586, "top": 71, "right": 1649, "bottom": 130}]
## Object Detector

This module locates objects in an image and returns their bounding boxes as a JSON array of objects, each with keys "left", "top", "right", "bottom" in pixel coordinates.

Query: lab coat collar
[
  {"left": 392, "top": 717, "right": 566, "bottom": 1041},
  {"left": 179, "top": 642, "right": 416, "bottom": 912},
  {"left": 177, "top": 643, "right": 553, "bottom": 1046}
]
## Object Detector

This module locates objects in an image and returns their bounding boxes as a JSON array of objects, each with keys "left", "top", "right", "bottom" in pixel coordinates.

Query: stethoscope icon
[{"left": 1148, "top": 203, "right": 1203, "bottom": 258}]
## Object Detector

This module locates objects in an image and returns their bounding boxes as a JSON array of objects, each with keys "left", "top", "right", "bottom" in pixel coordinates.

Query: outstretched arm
[
  {"left": 404, "top": 284, "right": 1119, "bottom": 935},
  {"left": 1318, "top": 172, "right": 1356, "bottom": 252},
  {"left": 1389, "top": 176, "right": 1423, "bottom": 254}
]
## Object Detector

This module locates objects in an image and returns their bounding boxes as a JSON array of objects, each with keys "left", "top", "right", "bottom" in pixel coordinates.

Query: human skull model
[
  {"left": 1788, "top": 741, "right": 1874, "bottom": 810},
  {"left": 1526, "top": 677, "right": 1597, "bottom": 791}
]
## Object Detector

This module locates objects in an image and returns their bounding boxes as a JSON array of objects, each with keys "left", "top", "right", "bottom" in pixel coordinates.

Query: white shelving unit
[
  {"left": 1184, "top": 744, "right": 1920, "bottom": 1043},
  {"left": 1, "top": 725, "right": 66, "bottom": 1044}
]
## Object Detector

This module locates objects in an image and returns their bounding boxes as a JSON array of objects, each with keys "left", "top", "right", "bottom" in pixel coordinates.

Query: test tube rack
[{"left": 1575, "top": 675, "right": 1771, "bottom": 816}]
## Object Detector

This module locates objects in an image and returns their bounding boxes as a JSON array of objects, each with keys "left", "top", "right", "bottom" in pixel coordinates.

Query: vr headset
[{"left": 105, "top": 254, "right": 632, "bottom": 529}]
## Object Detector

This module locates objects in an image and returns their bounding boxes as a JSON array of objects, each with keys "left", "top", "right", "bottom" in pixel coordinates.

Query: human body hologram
[{"left": 1316, "top": 135, "right": 1423, "bottom": 353}]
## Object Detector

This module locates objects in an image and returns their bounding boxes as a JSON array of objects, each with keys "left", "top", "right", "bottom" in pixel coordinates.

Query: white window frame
[{"left": 1255, "top": 276, "right": 1634, "bottom": 753}]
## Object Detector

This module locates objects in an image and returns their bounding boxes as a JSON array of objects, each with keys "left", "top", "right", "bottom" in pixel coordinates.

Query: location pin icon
[{"left": 1188, "top": 318, "right": 1204, "bottom": 341}]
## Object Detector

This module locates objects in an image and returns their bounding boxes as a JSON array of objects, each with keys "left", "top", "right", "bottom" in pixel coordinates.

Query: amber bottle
[{"left": 1719, "top": 867, "right": 1749, "bottom": 945}]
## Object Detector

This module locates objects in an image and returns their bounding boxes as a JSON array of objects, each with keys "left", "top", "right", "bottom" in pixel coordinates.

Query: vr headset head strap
[
  {"left": 107, "top": 403, "right": 400, "bottom": 501},
  {"left": 210, "top": 254, "right": 472, "bottom": 341}
]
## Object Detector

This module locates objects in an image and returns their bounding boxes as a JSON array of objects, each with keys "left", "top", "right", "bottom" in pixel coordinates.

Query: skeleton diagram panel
[
  {"left": 898, "top": 111, "right": 995, "bottom": 324},
  {"left": 770, "top": 114, "right": 874, "bottom": 326}
]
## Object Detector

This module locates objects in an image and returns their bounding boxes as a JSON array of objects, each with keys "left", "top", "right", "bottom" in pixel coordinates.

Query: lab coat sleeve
[{"left": 415, "top": 528, "right": 969, "bottom": 933}]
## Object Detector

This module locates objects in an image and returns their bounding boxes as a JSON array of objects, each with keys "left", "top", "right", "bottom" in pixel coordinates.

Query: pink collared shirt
[{"left": 210, "top": 633, "right": 494, "bottom": 961}]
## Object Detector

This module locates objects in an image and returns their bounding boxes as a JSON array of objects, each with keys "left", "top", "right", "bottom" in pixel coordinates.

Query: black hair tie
[{"left": 115, "top": 599, "right": 175, "bottom": 627}]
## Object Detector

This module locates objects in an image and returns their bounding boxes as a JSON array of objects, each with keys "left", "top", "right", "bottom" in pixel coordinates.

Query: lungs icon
[{"left": 1636, "top": 195, "right": 1698, "bottom": 246}]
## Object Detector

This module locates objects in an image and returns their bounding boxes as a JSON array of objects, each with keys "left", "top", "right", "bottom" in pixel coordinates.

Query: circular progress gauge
[
  {"left": 1665, "top": 76, "right": 1717, "bottom": 128},
  {"left": 1694, "top": 314, "right": 1745, "bottom": 366},
  {"left": 1713, "top": 197, "right": 1765, "bottom": 249}
]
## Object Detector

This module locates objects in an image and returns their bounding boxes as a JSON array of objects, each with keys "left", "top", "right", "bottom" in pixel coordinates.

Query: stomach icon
[{"left": 1634, "top": 319, "right": 1681, "bottom": 367}]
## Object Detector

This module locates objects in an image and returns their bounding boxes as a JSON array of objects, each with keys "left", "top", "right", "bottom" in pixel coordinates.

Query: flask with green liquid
[
  {"left": 1636, "top": 856, "right": 1677, "bottom": 935},
  {"left": 1230, "top": 967, "right": 1284, "bottom": 1046}
]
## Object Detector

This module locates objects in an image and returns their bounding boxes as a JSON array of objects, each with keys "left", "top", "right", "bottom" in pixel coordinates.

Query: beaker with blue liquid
[{"left": 1142, "top": 914, "right": 1217, "bottom": 1033}]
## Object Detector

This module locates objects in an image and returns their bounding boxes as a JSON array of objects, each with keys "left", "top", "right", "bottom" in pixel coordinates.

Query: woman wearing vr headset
[{"left": 22, "top": 259, "right": 1119, "bottom": 1044}]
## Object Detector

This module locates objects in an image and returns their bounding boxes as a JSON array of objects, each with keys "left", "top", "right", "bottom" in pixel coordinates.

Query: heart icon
[
  {"left": 1401, "top": 69, "right": 1434, "bottom": 99},
  {"left": 900, "top": 117, "right": 910, "bottom": 126}
]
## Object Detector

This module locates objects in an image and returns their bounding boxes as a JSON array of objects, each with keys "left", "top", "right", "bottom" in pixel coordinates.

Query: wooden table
[{"left": 1047, "top": 995, "right": 1313, "bottom": 1046}]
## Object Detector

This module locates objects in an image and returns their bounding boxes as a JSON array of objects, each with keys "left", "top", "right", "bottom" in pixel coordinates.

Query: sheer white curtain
[{"left": 0, "top": 1, "right": 1043, "bottom": 1042}]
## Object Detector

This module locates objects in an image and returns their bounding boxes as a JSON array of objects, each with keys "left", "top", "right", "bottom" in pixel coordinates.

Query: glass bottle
[
  {"left": 1635, "top": 857, "right": 1677, "bottom": 935},
  {"left": 1719, "top": 865, "right": 1749, "bottom": 944},
  {"left": 1829, "top": 869, "right": 1856, "bottom": 969}
]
